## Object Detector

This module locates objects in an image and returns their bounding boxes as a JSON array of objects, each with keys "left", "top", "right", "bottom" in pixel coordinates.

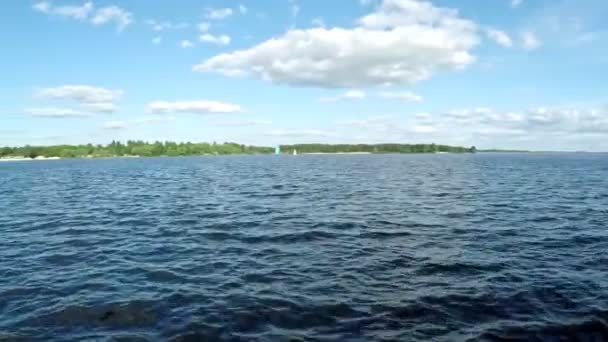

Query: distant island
[{"left": 0, "top": 141, "right": 482, "bottom": 160}]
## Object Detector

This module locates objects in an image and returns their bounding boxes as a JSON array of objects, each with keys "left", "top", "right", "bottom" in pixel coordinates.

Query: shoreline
[
  {"left": 0, "top": 157, "right": 61, "bottom": 162},
  {"left": 302, "top": 152, "right": 372, "bottom": 155},
  {"left": 2, "top": 151, "right": 596, "bottom": 162}
]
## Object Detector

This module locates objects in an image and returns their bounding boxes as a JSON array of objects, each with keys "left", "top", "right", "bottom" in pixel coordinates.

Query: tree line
[
  {"left": 281, "top": 144, "right": 476, "bottom": 154},
  {"left": 0, "top": 141, "right": 272, "bottom": 158},
  {"left": 0, "top": 141, "right": 476, "bottom": 158}
]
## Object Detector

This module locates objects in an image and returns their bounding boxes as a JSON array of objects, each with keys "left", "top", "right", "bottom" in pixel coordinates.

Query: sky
[{"left": 1, "top": 0, "right": 607, "bottom": 151}]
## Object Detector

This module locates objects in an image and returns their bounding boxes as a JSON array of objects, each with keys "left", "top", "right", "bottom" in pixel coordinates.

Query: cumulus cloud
[
  {"left": 134, "top": 116, "right": 176, "bottom": 124},
  {"left": 311, "top": 17, "right": 325, "bottom": 27},
  {"left": 411, "top": 125, "right": 437, "bottom": 133},
  {"left": 145, "top": 19, "right": 189, "bottom": 32},
  {"left": 152, "top": 36, "right": 162, "bottom": 44},
  {"left": 180, "top": 40, "right": 194, "bottom": 48},
  {"left": 47, "top": 1, "right": 93, "bottom": 20},
  {"left": 486, "top": 29, "right": 513, "bottom": 47},
  {"left": 36, "top": 85, "right": 122, "bottom": 104},
  {"left": 510, "top": 0, "right": 523, "bottom": 8},
  {"left": 435, "top": 107, "right": 608, "bottom": 138},
  {"left": 200, "top": 34, "right": 231, "bottom": 45},
  {"left": 81, "top": 102, "right": 118, "bottom": 113},
  {"left": 103, "top": 120, "right": 128, "bottom": 129},
  {"left": 194, "top": 0, "right": 479, "bottom": 88},
  {"left": 318, "top": 90, "right": 366, "bottom": 102},
  {"left": 32, "top": 85, "right": 122, "bottom": 116},
  {"left": 32, "top": 1, "right": 51, "bottom": 13},
  {"left": 267, "top": 129, "right": 331, "bottom": 138},
  {"left": 522, "top": 31, "right": 542, "bottom": 50},
  {"left": 218, "top": 119, "right": 273, "bottom": 126},
  {"left": 26, "top": 107, "right": 91, "bottom": 117},
  {"left": 91, "top": 6, "right": 132, "bottom": 31},
  {"left": 239, "top": 5, "right": 248, "bottom": 14},
  {"left": 103, "top": 116, "right": 176, "bottom": 130},
  {"left": 198, "top": 22, "right": 211, "bottom": 32},
  {"left": 205, "top": 8, "right": 233, "bottom": 20},
  {"left": 328, "top": 104, "right": 608, "bottom": 150},
  {"left": 147, "top": 100, "right": 243, "bottom": 114},
  {"left": 291, "top": 3, "right": 300, "bottom": 18},
  {"left": 33, "top": 2, "right": 132, "bottom": 31},
  {"left": 378, "top": 91, "right": 423, "bottom": 102}
]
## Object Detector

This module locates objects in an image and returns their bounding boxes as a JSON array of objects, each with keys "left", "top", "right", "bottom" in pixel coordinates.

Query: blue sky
[{"left": 1, "top": 0, "right": 607, "bottom": 151}]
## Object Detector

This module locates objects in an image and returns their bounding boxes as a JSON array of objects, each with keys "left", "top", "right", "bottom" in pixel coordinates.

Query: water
[{"left": 1, "top": 154, "right": 608, "bottom": 341}]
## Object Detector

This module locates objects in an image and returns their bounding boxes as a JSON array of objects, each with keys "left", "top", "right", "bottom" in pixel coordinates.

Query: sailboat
[
  {"left": 293, "top": 149, "right": 297, "bottom": 156},
  {"left": 275, "top": 146, "right": 281, "bottom": 155}
]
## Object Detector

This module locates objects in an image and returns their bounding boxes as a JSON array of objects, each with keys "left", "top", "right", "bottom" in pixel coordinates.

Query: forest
[
  {"left": 0, "top": 141, "right": 476, "bottom": 158},
  {"left": 282, "top": 144, "right": 476, "bottom": 154}
]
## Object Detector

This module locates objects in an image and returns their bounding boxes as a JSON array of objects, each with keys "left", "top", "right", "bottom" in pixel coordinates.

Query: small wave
[
  {"left": 530, "top": 216, "right": 560, "bottom": 223},
  {"left": 415, "top": 261, "right": 505, "bottom": 276},
  {"left": 358, "top": 230, "right": 412, "bottom": 239},
  {"left": 241, "top": 230, "right": 340, "bottom": 244},
  {"left": 475, "top": 314, "right": 608, "bottom": 341},
  {"left": 42, "top": 252, "right": 82, "bottom": 266},
  {"left": 19, "top": 301, "right": 158, "bottom": 329}
]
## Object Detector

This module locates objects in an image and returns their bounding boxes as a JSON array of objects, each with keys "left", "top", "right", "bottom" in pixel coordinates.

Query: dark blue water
[{"left": 1, "top": 154, "right": 608, "bottom": 341}]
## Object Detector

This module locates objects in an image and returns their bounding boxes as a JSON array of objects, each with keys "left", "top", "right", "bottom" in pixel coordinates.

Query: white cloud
[
  {"left": 291, "top": 4, "right": 300, "bottom": 18},
  {"left": 415, "top": 112, "right": 432, "bottom": 120},
  {"left": 311, "top": 17, "right": 325, "bottom": 27},
  {"left": 486, "top": 29, "right": 513, "bottom": 47},
  {"left": 439, "top": 107, "right": 608, "bottom": 136},
  {"left": 206, "top": 8, "right": 233, "bottom": 20},
  {"left": 441, "top": 106, "right": 607, "bottom": 141},
  {"left": 26, "top": 107, "right": 91, "bottom": 117},
  {"left": 318, "top": 90, "right": 366, "bottom": 102},
  {"left": 510, "top": 0, "right": 523, "bottom": 8},
  {"left": 52, "top": 1, "right": 93, "bottom": 20},
  {"left": 200, "top": 33, "right": 231, "bottom": 45},
  {"left": 32, "top": 1, "right": 93, "bottom": 19},
  {"left": 32, "top": 85, "right": 121, "bottom": 117},
  {"left": 239, "top": 5, "right": 247, "bottom": 14},
  {"left": 91, "top": 6, "right": 133, "bottom": 31},
  {"left": 411, "top": 125, "right": 437, "bottom": 133},
  {"left": 198, "top": 22, "right": 211, "bottom": 32},
  {"left": 36, "top": 85, "right": 123, "bottom": 103},
  {"left": 152, "top": 36, "right": 162, "bottom": 44},
  {"left": 218, "top": 119, "right": 273, "bottom": 126},
  {"left": 103, "top": 120, "right": 128, "bottom": 129},
  {"left": 522, "top": 31, "right": 542, "bottom": 50},
  {"left": 81, "top": 102, "right": 118, "bottom": 113},
  {"left": 103, "top": 116, "right": 177, "bottom": 130},
  {"left": 195, "top": 0, "right": 479, "bottom": 88},
  {"left": 145, "top": 20, "right": 189, "bottom": 32},
  {"left": 267, "top": 129, "right": 330, "bottom": 138},
  {"left": 147, "top": 100, "right": 243, "bottom": 114},
  {"left": 32, "top": 1, "right": 51, "bottom": 13},
  {"left": 180, "top": 40, "right": 194, "bottom": 48},
  {"left": 360, "top": 0, "right": 374, "bottom": 5},
  {"left": 328, "top": 105, "right": 608, "bottom": 150},
  {"left": 133, "top": 116, "right": 176, "bottom": 124},
  {"left": 33, "top": 2, "right": 132, "bottom": 31},
  {"left": 378, "top": 91, "right": 423, "bottom": 102}
]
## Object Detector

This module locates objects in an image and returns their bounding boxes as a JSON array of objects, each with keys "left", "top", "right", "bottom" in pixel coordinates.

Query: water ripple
[{"left": 1, "top": 154, "right": 608, "bottom": 341}]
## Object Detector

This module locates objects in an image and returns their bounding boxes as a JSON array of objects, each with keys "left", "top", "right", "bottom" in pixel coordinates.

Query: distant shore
[
  {"left": 303, "top": 152, "right": 372, "bottom": 155},
  {"left": 0, "top": 156, "right": 61, "bottom": 162},
  {"left": 0, "top": 142, "right": 479, "bottom": 159},
  {"left": 0, "top": 155, "right": 142, "bottom": 162}
]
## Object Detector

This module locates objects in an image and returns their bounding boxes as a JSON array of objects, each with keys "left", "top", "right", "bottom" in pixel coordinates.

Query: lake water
[{"left": 1, "top": 154, "right": 608, "bottom": 341}]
